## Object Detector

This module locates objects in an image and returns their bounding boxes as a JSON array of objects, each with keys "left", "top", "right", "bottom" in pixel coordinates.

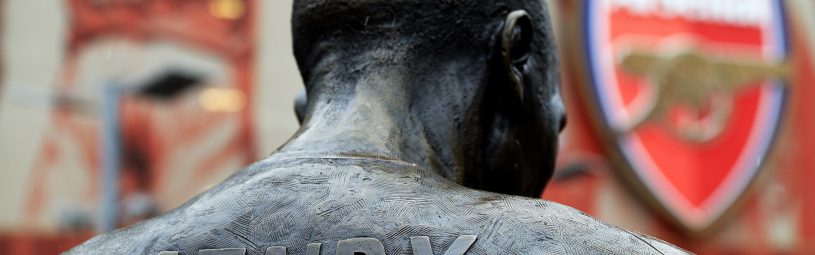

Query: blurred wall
[
  {"left": 255, "top": 0, "right": 302, "bottom": 155},
  {"left": 0, "top": 0, "right": 67, "bottom": 230},
  {"left": 0, "top": 0, "right": 303, "bottom": 232}
]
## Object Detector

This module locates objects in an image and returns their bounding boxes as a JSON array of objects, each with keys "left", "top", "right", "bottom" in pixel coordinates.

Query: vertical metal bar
[{"left": 99, "top": 84, "right": 121, "bottom": 233}]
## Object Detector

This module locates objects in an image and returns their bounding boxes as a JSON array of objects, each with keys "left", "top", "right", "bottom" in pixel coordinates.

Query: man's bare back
[{"left": 68, "top": 156, "right": 685, "bottom": 254}]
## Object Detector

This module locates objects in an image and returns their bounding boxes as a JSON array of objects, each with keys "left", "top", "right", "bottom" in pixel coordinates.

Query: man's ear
[{"left": 500, "top": 10, "right": 533, "bottom": 104}]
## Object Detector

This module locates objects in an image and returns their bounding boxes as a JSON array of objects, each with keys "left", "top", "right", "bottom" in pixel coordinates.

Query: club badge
[{"left": 579, "top": 0, "right": 789, "bottom": 232}]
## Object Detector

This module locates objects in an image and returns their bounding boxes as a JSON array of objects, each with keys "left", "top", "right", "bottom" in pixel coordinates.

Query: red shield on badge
[{"left": 580, "top": 0, "right": 789, "bottom": 231}]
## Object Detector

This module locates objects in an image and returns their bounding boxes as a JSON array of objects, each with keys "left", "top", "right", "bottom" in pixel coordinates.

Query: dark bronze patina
[{"left": 66, "top": 0, "right": 689, "bottom": 254}]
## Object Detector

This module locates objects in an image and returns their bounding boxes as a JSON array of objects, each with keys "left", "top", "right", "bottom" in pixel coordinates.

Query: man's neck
[{"left": 277, "top": 63, "right": 483, "bottom": 182}]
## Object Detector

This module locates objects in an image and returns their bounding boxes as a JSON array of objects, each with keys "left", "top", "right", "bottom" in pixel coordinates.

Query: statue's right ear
[
  {"left": 294, "top": 89, "right": 307, "bottom": 124},
  {"left": 500, "top": 10, "right": 533, "bottom": 104}
]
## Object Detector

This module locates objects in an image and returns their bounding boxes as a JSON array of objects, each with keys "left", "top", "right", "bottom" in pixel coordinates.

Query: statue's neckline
[{"left": 267, "top": 151, "right": 420, "bottom": 167}]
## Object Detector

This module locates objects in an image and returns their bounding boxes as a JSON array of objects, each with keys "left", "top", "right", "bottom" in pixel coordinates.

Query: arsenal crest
[{"left": 579, "top": 0, "right": 789, "bottom": 232}]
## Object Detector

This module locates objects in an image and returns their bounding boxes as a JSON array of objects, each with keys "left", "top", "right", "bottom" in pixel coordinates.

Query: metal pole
[{"left": 99, "top": 84, "right": 122, "bottom": 233}]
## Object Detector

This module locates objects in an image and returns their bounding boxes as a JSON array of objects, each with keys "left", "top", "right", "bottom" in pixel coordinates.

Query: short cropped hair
[{"left": 291, "top": 0, "right": 557, "bottom": 87}]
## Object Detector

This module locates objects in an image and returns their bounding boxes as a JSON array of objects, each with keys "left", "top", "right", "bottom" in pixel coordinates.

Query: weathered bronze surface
[{"left": 66, "top": 0, "right": 689, "bottom": 254}]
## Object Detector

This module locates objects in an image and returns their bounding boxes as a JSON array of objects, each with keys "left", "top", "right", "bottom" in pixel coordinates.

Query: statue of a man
[{"left": 67, "top": 0, "right": 689, "bottom": 254}]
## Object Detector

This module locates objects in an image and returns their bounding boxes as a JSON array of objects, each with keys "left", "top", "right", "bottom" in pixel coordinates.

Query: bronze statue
[{"left": 66, "top": 0, "right": 689, "bottom": 254}]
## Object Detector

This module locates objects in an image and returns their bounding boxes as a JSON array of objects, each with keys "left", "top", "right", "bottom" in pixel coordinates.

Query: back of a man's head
[
  {"left": 290, "top": 0, "right": 557, "bottom": 85},
  {"left": 288, "top": 0, "right": 564, "bottom": 197}
]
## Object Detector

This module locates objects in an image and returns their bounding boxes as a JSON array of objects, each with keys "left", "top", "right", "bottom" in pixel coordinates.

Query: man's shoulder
[
  {"left": 63, "top": 219, "right": 160, "bottom": 254},
  {"left": 415, "top": 193, "right": 688, "bottom": 254},
  {"left": 485, "top": 198, "right": 690, "bottom": 254},
  {"left": 64, "top": 158, "right": 690, "bottom": 254}
]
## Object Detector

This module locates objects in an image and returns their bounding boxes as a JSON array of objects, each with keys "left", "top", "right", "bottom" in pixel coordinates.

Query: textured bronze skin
[{"left": 66, "top": 0, "right": 690, "bottom": 254}]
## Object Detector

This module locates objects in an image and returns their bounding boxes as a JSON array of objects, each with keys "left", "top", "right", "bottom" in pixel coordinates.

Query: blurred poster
[
  {"left": 546, "top": 0, "right": 815, "bottom": 253},
  {"left": 15, "top": 0, "right": 258, "bottom": 232}
]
